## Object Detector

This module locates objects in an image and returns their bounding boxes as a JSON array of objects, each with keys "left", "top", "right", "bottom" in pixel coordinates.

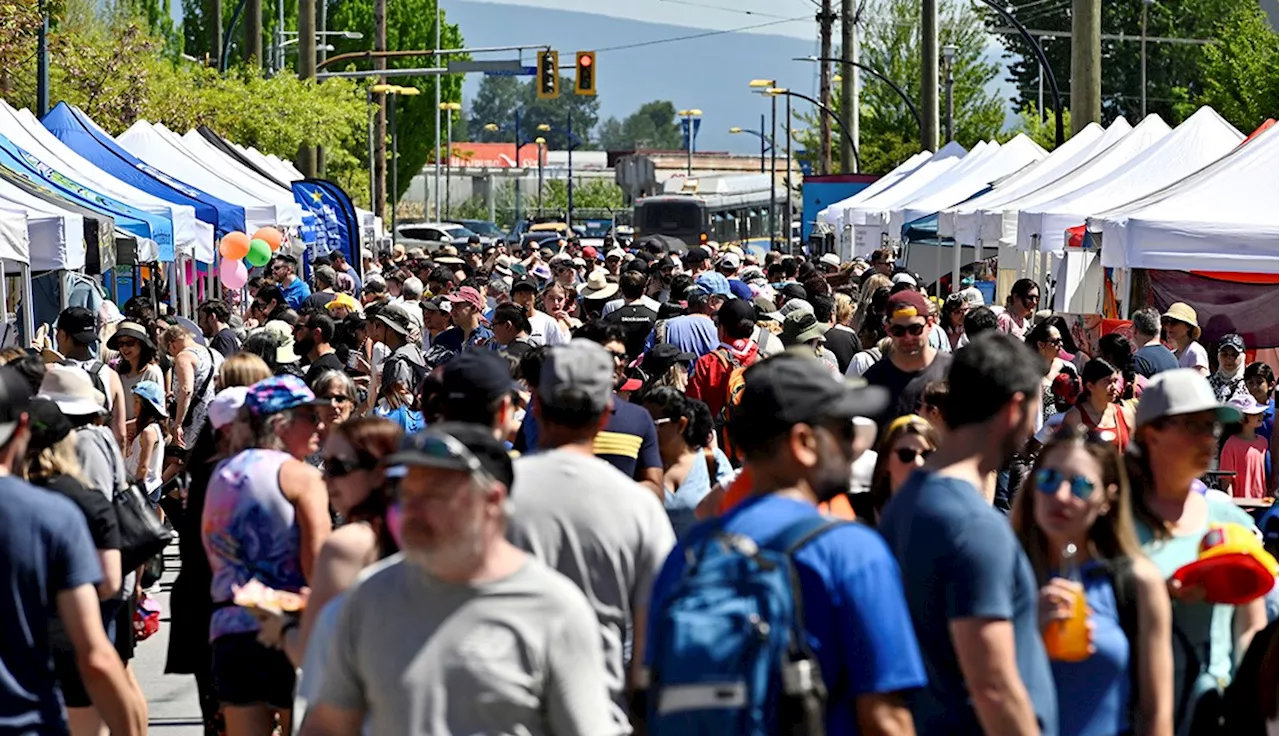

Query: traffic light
[
  {"left": 574, "top": 51, "right": 596, "bottom": 96},
  {"left": 537, "top": 50, "right": 559, "bottom": 100}
]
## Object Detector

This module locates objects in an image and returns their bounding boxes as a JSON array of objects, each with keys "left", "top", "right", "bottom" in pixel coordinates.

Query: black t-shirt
[
  {"left": 39, "top": 474, "right": 119, "bottom": 551},
  {"left": 305, "top": 351, "right": 346, "bottom": 387},
  {"left": 501, "top": 337, "right": 536, "bottom": 361},
  {"left": 823, "top": 326, "right": 861, "bottom": 375},
  {"left": 606, "top": 303, "right": 659, "bottom": 358},
  {"left": 302, "top": 290, "right": 338, "bottom": 312},
  {"left": 863, "top": 352, "right": 953, "bottom": 425},
  {"left": 209, "top": 327, "right": 241, "bottom": 358}
]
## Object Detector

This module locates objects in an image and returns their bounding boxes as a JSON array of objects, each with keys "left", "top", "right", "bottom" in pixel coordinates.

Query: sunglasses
[
  {"left": 252, "top": 301, "right": 270, "bottom": 311},
  {"left": 1022, "top": 293, "right": 1040, "bottom": 304},
  {"left": 321, "top": 393, "right": 353, "bottom": 404},
  {"left": 886, "top": 322, "right": 927, "bottom": 338},
  {"left": 1043, "top": 337, "right": 1063, "bottom": 347},
  {"left": 115, "top": 338, "right": 140, "bottom": 348},
  {"left": 1160, "top": 416, "right": 1223, "bottom": 438},
  {"left": 893, "top": 447, "right": 933, "bottom": 463},
  {"left": 323, "top": 454, "right": 378, "bottom": 478},
  {"left": 1034, "top": 467, "right": 1096, "bottom": 500}
]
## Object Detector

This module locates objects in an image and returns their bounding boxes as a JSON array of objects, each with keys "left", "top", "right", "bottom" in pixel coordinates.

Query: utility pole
[
  {"left": 245, "top": 0, "right": 263, "bottom": 68},
  {"left": 36, "top": 0, "right": 48, "bottom": 117},
  {"left": 1140, "top": 0, "right": 1150, "bottom": 116},
  {"left": 210, "top": 0, "right": 223, "bottom": 70},
  {"left": 316, "top": 0, "right": 326, "bottom": 175},
  {"left": 817, "top": 0, "right": 836, "bottom": 175},
  {"left": 297, "top": 0, "right": 317, "bottom": 176},
  {"left": 920, "top": 0, "right": 939, "bottom": 151},
  {"left": 432, "top": 7, "right": 442, "bottom": 220},
  {"left": 373, "top": 0, "right": 387, "bottom": 220},
  {"left": 769, "top": 94, "right": 777, "bottom": 245},
  {"left": 1070, "top": 0, "right": 1102, "bottom": 132},
  {"left": 840, "top": 0, "right": 858, "bottom": 173}
]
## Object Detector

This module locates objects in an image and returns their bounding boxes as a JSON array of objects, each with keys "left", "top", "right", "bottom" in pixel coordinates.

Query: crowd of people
[{"left": 2, "top": 234, "right": 1277, "bottom": 736}]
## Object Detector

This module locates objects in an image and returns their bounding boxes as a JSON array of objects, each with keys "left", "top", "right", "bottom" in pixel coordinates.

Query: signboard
[
  {"left": 448, "top": 142, "right": 546, "bottom": 169},
  {"left": 446, "top": 60, "right": 527, "bottom": 74}
]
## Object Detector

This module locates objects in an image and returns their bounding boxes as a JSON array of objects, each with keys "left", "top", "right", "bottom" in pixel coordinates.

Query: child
[
  {"left": 1220, "top": 394, "right": 1271, "bottom": 499},
  {"left": 128, "top": 380, "right": 167, "bottom": 502},
  {"left": 1244, "top": 361, "right": 1276, "bottom": 441}
]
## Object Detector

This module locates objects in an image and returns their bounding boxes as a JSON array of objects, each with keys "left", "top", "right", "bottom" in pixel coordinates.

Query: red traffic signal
[{"left": 574, "top": 51, "right": 596, "bottom": 96}]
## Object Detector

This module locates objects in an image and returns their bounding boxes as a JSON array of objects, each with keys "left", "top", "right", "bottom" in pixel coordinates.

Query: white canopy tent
[
  {"left": 0, "top": 104, "right": 214, "bottom": 265},
  {"left": 1016, "top": 107, "right": 1242, "bottom": 260},
  {"left": 0, "top": 179, "right": 83, "bottom": 271},
  {"left": 867, "top": 141, "right": 999, "bottom": 242},
  {"left": 1093, "top": 124, "right": 1278, "bottom": 289},
  {"left": 938, "top": 122, "right": 1107, "bottom": 247},
  {"left": 234, "top": 143, "right": 302, "bottom": 184},
  {"left": 888, "top": 134, "right": 1048, "bottom": 237},
  {"left": 116, "top": 122, "right": 289, "bottom": 230},
  {"left": 845, "top": 141, "right": 967, "bottom": 257},
  {"left": 817, "top": 150, "right": 930, "bottom": 228},
  {"left": 171, "top": 129, "right": 304, "bottom": 225}
]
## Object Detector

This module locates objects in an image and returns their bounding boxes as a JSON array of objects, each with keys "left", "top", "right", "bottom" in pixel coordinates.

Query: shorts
[
  {"left": 211, "top": 632, "right": 296, "bottom": 709},
  {"left": 52, "top": 648, "right": 92, "bottom": 709}
]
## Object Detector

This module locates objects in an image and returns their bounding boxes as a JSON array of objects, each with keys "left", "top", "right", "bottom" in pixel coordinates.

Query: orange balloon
[
  {"left": 218, "top": 231, "right": 250, "bottom": 260},
  {"left": 252, "top": 227, "right": 285, "bottom": 252}
]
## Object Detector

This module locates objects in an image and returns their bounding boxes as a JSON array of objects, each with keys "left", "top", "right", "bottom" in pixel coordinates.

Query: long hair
[
  {"left": 853, "top": 274, "right": 892, "bottom": 337},
  {"left": 1011, "top": 425, "right": 1143, "bottom": 580},
  {"left": 333, "top": 417, "right": 404, "bottom": 559},
  {"left": 866, "top": 415, "right": 940, "bottom": 525},
  {"left": 117, "top": 341, "right": 158, "bottom": 377},
  {"left": 1078, "top": 358, "right": 1118, "bottom": 406},
  {"left": 218, "top": 352, "right": 271, "bottom": 390},
  {"left": 24, "top": 432, "right": 89, "bottom": 487}
]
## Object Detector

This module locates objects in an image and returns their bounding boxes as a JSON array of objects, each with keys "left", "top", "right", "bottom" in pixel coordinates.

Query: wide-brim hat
[
  {"left": 578, "top": 271, "right": 619, "bottom": 301},
  {"left": 106, "top": 321, "right": 155, "bottom": 351},
  {"left": 1171, "top": 523, "right": 1278, "bottom": 605},
  {"left": 1162, "top": 302, "right": 1201, "bottom": 340}
]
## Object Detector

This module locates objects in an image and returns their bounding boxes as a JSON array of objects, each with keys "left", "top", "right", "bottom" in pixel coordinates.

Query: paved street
[{"left": 134, "top": 541, "right": 205, "bottom": 735}]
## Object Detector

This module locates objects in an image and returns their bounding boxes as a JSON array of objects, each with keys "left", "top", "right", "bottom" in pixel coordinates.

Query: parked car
[
  {"left": 396, "top": 221, "right": 478, "bottom": 249},
  {"left": 445, "top": 219, "right": 504, "bottom": 245}
]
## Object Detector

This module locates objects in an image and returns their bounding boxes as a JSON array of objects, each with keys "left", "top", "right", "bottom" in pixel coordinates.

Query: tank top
[
  {"left": 1049, "top": 560, "right": 1132, "bottom": 736},
  {"left": 179, "top": 345, "right": 220, "bottom": 449},
  {"left": 1079, "top": 402, "right": 1130, "bottom": 450},
  {"left": 202, "top": 449, "right": 306, "bottom": 642}
]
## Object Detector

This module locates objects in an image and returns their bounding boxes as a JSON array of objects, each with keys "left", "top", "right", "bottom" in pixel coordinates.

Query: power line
[
  {"left": 591, "top": 16, "right": 810, "bottom": 53},
  {"left": 656, "top": 0, "right": 798, "bottom": 19}
]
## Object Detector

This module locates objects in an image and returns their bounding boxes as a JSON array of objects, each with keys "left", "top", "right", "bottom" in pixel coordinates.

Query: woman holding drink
[{"left": 1013, "top": 425, "right": 1173, "bottom": 736}]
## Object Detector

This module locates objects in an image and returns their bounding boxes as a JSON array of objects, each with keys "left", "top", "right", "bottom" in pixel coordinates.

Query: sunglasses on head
[
  {"left": 893, "top": 447, "right": 932, "bottom": 463},
  {"left": 323, "top": 454, "right": 378, "bottom": 478},
  {"left": 388, "top": 431, "right": 493, "bottom": 501},
  {"left": 1034, "top": 467, "right": 1096, "bottom": 500},
  {"left": 886, "top": 322, "right": 926, "bottom": 338}
]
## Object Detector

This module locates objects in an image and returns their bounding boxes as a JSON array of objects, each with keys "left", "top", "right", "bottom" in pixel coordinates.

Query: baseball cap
[
  {"left": 326, "top": 293, "right": 361, "bottom": 313},
  {"left": 780, "top": 311, "right": 828, "bottom": 346},
  {"left": 537, "top": 339, "right": 614, "bottom": 415},
  {"left": 768, "top": 298, "right": 813, "bottom": 322},
  {"left": 641, "top": 343, "right": 697, "bottom": 378},
  {"left": 778, "top": 283, "right": 808, "bottom": 302},
  {"left": 1135, "top": 368, "right": 1243, "bottom": 428},
  {"left": 1218, "top": 334, "right": 1246, "bottom": 354},
  {"left": 695, "top": 272, "right": 732, "bottom": 297},
  {"left": 384, "top": 422, "right": 514, "bottom": 489},
  {"left": 445, "top": 286, "right": 487, "bottom": 314},
  {"left": 375, "top": 304, "right": 414, "bottom": 336},
  {"left": 26, "top": 397, "right": 72, "bottom": 452},
  {"left": 730, "top": 353, "right": 889, "bottom": 433},
  {"left": 606, "top": 248, "right": 627, "bottom": 261},
  {"left": 717, "top": 298, "right": 757, "bottom": 333},
  {"left": 244, "top": 375, "right": 330, "bottom": 418},
  {"left": 718, "top": 253, "right": 742, "bottom": 270},
  {"left": 683, "top": 246, "right": 710, "bottom": 264},
  {"left": 0, "top": 367, "right": 34, "bottom": 447},
  {"left": 57, "top": 307, "right": 98, "bottom": 345},
  {"left": 885, "top": 290, "right": 930, "bottom": 320},
  {"left": 892, "top": 272, "right": 918, "bottom": 287},
  {"left": 581, "top": 246, "right": 599, "bottom": 261},
  {"left": 420, "top": 296, "right": 450, "bottom": 314},
  {"left": 439, "top": 351, "right": 519, "bottom": 410},
  {"left": 1229, "top": 394, "right": 1267, "bottom": 416},
  {"left": 511, "top": 276, "right": 539, "bottom": 293},
  {"left": 209, "top": 386, "right": 250, "bottom": 430}
]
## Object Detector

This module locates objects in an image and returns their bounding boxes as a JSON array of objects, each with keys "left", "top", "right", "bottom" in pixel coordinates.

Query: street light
[
  {"left": 941, "top": 44, "right": 957, "bottom": 144},
  {"left": 378, "top": 84, "right": 420, "bottom": 246},
  {"left": 729, "top": 125, "right": 771, "bottom": 174},
  {"left": 749, "top": 80, "right": 778, "bottom": 245},
  {"left": 439, "top": 101, "right": 461, "bottom": 219},
  {"left": 534, "top": 136, "right": 546, "bottom": 214},
  {"left": 677, "top": 109, "right": 702, "bottom": 175},
  {"left": 762, "top": 88, "right": 794, "bottom": 251}
]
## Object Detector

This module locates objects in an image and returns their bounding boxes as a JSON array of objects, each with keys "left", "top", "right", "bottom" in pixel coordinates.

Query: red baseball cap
[
  {"left": 885, "top": 290, "right": 930, "bottom": 320},
  {"left": 445, "top": 286, "right": 487, "bottom": 315},
  {"left": 582, "top": 246, "right": 600, "bottom": 261}
]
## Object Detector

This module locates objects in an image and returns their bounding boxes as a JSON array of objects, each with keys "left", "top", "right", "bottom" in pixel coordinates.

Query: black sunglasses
[
  {"left": 886, "top": 322, "right": 926, "bottom": 338},
  {"left": 324, "top": 454, "right": 378, "bottom": 478},
  {"left": 893, "top": 447, "right": 933, "bottom": 463}
]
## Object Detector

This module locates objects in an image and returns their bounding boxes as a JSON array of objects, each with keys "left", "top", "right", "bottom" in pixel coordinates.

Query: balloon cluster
[{"left": 217, "top": 227, "right": 284, "bottom": 289}]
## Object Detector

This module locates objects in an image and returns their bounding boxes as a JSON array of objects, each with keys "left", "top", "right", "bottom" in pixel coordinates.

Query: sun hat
[
  {"left": 106, "top": 321, "right": 155, "bottom": 351},
  {"left": 260, "top": 320, "right": 301, "bottom": 364},
  {"left": 780, "top": 311, "right": 829, "bottom": 346},
  {"left": 1162, "top": 302, "right": 1201, "bottom": 340},
  {"left": 1171, "top": 523, "right": 1279, "bottom": 605},
  {"left": 1135, "top": 368, "right": 1242, "bottom": 428},
  {"left": 245, "top": 375, "right": 330, "bottom": 418},
  {"left": 38, "top": 364, "right": 106, "bottom": 417},
  {"left": 578, "top": 271, "right": 620, "bottom": 301},
  {"left": 1229, "top": 394, "right": 1267, "bottom": 416},
  {"left": 131, "top": 380, "right": 168, "bottom": 419},
  {"left": 819, "top": 252, "right": 841, "bottom": 269},
  {"left": 209, "top": 386, "right": 251, "bottom": 430}
]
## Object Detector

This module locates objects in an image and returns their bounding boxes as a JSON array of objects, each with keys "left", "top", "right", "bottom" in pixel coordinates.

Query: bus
[{"left": 633, "top": 174, "right": 786, "bottom": 254}]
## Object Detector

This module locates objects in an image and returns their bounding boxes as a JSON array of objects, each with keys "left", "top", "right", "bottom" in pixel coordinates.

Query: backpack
[
  {"left": 645, "top": 515, "right": 845, "bottom": 736},
  {"left": 713, "top": 347, "right": 758, "bottom": 462},
  {"left": 64, "top": 360, "right": 108, "bottom": 409}
]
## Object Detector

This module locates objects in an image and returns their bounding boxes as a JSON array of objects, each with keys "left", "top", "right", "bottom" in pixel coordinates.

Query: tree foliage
[
  {"left": 795, "top": 0, "right": 1005, "bottom": 174},
  {"left": 998, "top": 106, "right": 1072, "bottom": 151},
  {"left": 1192, "top": 2, "right": 1278, "bottom": 131},
  {"left": 465, "top": 75, "right": 601, "bottom": 151},
  {"left": 597, "top": 100, "right": 682, "bottom": 150},
  {"left": 992, "top": 0, "right": 1270, "bottom": 126}
]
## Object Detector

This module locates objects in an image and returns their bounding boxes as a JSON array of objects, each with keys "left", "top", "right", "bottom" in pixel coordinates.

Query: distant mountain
[{"left": 443, "top": 1, "right": 825, "bottom": 153}]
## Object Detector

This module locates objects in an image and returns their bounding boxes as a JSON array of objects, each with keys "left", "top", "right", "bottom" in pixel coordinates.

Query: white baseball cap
[
  {"left": 820, "top": 253, "right": 841, "bottom": 268},
  {"left": 1135, "top": 369, "right": 1242, "bottom": 428}
]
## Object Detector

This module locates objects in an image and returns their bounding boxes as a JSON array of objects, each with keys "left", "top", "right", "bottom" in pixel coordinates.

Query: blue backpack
[{"left": 645, "top": 514, "right": 845, "bottom": 736}]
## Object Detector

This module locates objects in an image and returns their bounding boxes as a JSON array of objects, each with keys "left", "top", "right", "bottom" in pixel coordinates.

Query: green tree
[
  {"left": 0, "top": 0, "right": 43, "bottom": 95},
  {"left": 993, "top": 0, "right": 1262, "bottom": 126},
  {"left": 465, "top": 75, "right": 600, "bottom": 151},
  {"left": 326, "top": 0, "right": 464, "bottom": 202},
  {"left": 1193, "top": 3, "right": 1278, "bottom": 132},
  {"left": 998, "top": 106, "right": 1072, "bottom": 150},
  {"left": 597, "top": 100, "right": 682, "bottom": 149},
  {"left": 795, "top": 0, "right": 1005, "bottom": 174}
]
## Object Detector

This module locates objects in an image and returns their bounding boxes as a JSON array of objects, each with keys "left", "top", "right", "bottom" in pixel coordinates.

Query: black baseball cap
[
  {"left": 778, "top": 283, "right": 808, "bottom": 302},
  {"left": 439, "top": 351, "right": 518, "bottom": 410},
  {"left": 731, "top": 353, "right": 888, "bottom": 432},
  {"left": 27, "top": 397, "right": 73, "bottom": 452},
  {"left": 0, "top": 366, "right": 33, "bottom": 447},
  {"left": 385, "top": 422, "right": 514, "bottom": 488},
  {"left": 683, "top": 246, "right": 710, "bottom": 264},
  {"left": 717, "top": 299, "right": 757, "bottom": 333},
  {"left": 641, "top": 343, "right": 697, "bottom": 378},
  {"left": 511, "top": 276, "right": 539, "bottom": 293},
  {"left": 57, "top": 307, "right": 98, "bottom": 345}
]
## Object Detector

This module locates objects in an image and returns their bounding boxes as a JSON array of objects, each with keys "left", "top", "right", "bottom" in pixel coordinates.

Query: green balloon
[{"left": 246, "top": 238, "right": 272, "bottom": 267}]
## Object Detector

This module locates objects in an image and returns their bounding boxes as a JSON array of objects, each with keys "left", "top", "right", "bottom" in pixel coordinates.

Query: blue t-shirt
[
  {"left": 0, "top": 476, "right": 103, "bottom": 735},
  {"left": 646, "top": 495, "right": 927, "bottom": 735},
  {"left": 643, "top": 314, "right": 719, "bottom": 361},
  {"left": 281, "top": 277, "right": 312, "bottom": 310},
  {"left": 1133, "top": 344, "right": 1179, "bottom": 378},
  {"left": 878, "top": 471, "right": 1058, "bottom": 736},
  {"left": 517, "top": 397, "right": 662, "bottom": 481},
  {"left": 1051, "top": 562, "right": 1131, "bottom": 736}
]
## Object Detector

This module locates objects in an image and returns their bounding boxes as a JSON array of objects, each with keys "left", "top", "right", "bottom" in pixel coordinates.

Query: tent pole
[
  {"left": 952, "top": 237, "right": 962, "bottom": 296},
  {"left": 20, "top": 264, "right": 32, "bottom": 347}
]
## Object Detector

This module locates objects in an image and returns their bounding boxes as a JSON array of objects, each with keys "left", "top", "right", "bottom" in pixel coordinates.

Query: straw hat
[
  {"left": 1162, "top": 302, "right": 1201, "bottom": 340},
  {"left": 578, "top": 271, "right": 619, "bottom": 301}
]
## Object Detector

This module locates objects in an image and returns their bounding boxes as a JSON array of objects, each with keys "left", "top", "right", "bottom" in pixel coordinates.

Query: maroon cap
[
  {"left": 445, "top": 286, "right": 487, "bottom": 314},
  {"left": 885, "top": 290, "right": 930, "bottom": 320}
]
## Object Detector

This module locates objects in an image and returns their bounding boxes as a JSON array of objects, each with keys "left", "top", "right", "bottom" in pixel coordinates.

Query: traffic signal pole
[{"left": 567, "top": 111, "right": 574, "bottom": 229}]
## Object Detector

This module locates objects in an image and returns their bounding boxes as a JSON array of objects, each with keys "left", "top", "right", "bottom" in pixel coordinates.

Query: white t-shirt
[
  {"left": 1177, "top": 341, "right": 1210, "bottom": 372},
  {"left": 528, "top": 310, "right": 567, "bottom": 346},
  {"left": 126, "top": 423, "right": 164, "bottom": 496}
]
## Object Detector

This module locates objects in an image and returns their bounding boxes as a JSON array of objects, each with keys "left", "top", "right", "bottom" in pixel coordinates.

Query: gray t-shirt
[
  {"left": 314, "top": 555, "right": 621, "bottom": 736},
  {"left": 507, "top": 450, "right": 676, "bottom": 721}
]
